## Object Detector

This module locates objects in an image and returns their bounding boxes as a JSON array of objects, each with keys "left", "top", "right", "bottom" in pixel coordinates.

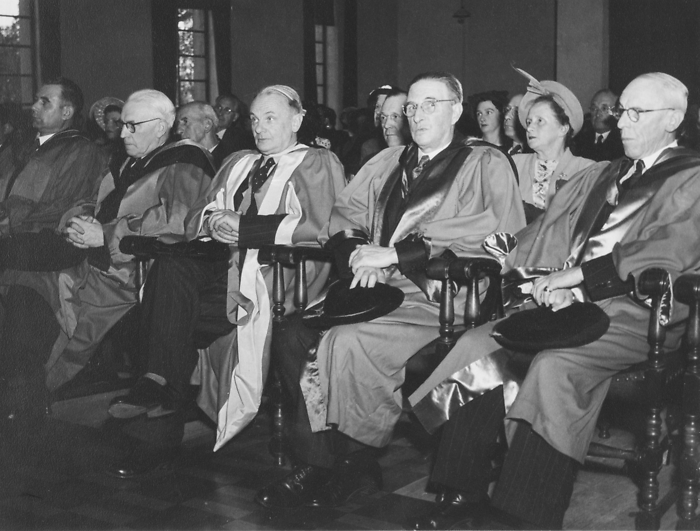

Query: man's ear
[
  {"left": 291, "top": 112, "right": 304, "bottom": 133},
  {"left": 61, "top": 104, "right": 75, "bottom": 122},
  {"left": 156, "top": 120, "right": 170, "bottom": 140},
  {"left": 450, "top": 101, "right": 463, "bottom": 126},
  {"left": 666, "top": 109, "right": 684, "bottom": 134},
  {"left": 203, "top": 117, "right": 215, "bottom": 134}
]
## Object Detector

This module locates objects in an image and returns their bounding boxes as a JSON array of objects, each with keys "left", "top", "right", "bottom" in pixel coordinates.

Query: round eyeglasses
[
  {"left": 402, "top": 99, "right": 455, "bottom": 117},
  {"left": 611, "top": 105, "right": 675, "bottom": 123}
]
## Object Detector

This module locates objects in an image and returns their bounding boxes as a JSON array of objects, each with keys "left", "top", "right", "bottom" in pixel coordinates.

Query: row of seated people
[{"left": 0, "top": 67, "right": 697, "bottom": 530}]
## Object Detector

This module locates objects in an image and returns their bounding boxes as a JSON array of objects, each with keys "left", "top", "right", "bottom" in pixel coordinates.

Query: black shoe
[
  {"left": 306, "top": 453, "right": 383, "bottom": 508},
  {"left": 407, "top": 490, "right": 489, "bottom": 530},
  {"left": 255, "top": 464, "right": 332, "bottom": 509},
  {"left": 108, "top": 377, "right": 180, "bottom": 419},
  {"left": 105, "top": 445, "right": 178, "bottom": 479}
]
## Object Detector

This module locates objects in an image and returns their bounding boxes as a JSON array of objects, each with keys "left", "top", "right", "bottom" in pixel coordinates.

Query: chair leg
[
  {"left": 268, "top": 369, "right": 287, "bottom": 467},
  {"left": 635, "top": 405, "right": 665, "bottom": 531}
]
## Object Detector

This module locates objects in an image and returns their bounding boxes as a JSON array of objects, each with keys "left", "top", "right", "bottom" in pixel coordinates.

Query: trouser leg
[
  {"left": 139, "top": 255, "right": 231, "bottom": 394},
  {"left": 0, "top": 285, "right": 59, "bottom": 384},
  {"left": 491, "top": 422, "right": 577, "bottom": 530},
  {"left": 273, "top": 314, "right": 368, "bottom": 469},
  {"left": 429, "top": 385, "right": 506, "bottom": 501}
]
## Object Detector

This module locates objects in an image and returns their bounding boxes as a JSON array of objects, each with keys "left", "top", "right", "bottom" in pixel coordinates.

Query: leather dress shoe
[
  {"left": 306, "top": 453, "right": 383, "bottom": 508},
  {"left": 255, "top": 464, "right": 331, "bottom": 509},
  {"left": 109, "top": 377, "right": 181, "bottom": 419},
  {"left": 105, "top": 445, "right": 178, "bottom": 479},
  {"left": 407, "top": 490, "right": 489, "bottom": 530}
]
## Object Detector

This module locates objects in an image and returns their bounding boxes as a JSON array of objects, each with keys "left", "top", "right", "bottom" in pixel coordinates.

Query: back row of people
[{"left": 0, "top": 69, "right": 697, "bottom": 530}]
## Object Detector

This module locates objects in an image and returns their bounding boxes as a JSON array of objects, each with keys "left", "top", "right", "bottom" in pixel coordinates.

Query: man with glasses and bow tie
[
  {"left": 254, "top": 71, "right": 525, "bottom": 510},
  {"left": 105, "top": 84, "right": 345, "bottom": 478},
  {"left": 406, "top": 72, "right": 700, "bottom": 530}
]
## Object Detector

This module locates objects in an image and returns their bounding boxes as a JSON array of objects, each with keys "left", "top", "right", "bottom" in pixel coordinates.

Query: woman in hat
[{"left": 513, "top": 74, "right": 595, "bottom": 223}]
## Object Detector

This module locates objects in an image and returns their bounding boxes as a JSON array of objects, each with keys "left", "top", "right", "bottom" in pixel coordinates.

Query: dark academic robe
[{"left": 0, "top": 129, "right": 106, "bottom": 236}]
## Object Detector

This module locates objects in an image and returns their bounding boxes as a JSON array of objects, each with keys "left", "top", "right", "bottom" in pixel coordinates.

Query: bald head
[{"left": 617, "top": 73, "right": 687, "bottom": 160}]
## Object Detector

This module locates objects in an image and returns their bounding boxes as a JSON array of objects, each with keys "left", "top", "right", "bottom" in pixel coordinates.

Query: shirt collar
[
  {"left": 216, "top": 129, "right": 225, "bottom": 140},
  {"left": 262, "top": 142, "right": 301, "bottom": 165},
  {"left": 597, "top": 130, "right": 611, "bottom": 142},
  {"left": 638, "top": 141, "right": 678, "bottom": 172},
  {"left": 37, "top": 133, "right": 56, "bottom": 145},
  {"left": 418, "top": 140, "right": 451, "bottom": 161}
]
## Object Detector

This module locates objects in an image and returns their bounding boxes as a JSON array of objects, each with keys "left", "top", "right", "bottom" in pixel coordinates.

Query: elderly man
[
  {"left": 255, "top": 71, "right": 525, "bottom": 509},
  {"left": 106, "top": 85, "right": 345, "bottom": 477},
  {"left": 379, "top": 88, "right": 410, "bottom": 147},
  {"left": 214, "top": 93, "right": 256, "bottom": 154},
  {"left": 408, "top": 72, "right": 700, "bottom": 530},
  {"left": 574, "top": 88, "right": 625, "bottom": 162},
  {"left": 0, "top": 78, "right": 106, "bottom": 268},
  {"left": 177, "top": 101, "right": 232, "bottom": 168},
  {"left": 0, "top": 89, "right": 215, "bottom": 422}
]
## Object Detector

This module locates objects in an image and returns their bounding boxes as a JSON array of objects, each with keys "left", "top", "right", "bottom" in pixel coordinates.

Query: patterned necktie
[
  {"left": 403, "top": 155, "right": 429, "bottom": 199},
  {"left": 248, "top": 157, "right": 276, "bottom": 215}
]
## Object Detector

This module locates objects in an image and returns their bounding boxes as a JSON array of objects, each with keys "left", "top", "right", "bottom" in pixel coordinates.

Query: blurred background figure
[
  {"left": 470, "top": 90, "right": 511, "bottom": 149},
  {"left": 339, "top": 107, "right": 375, "bottom": 180},
  {"left": 88, "top": 96, "right": 126, "bottom": 163},
  {"left": 318, "top": 103, "right": 349, "bottom": 156},
  {"left": 214, "top": 93, "right": 255, "bottom": 154},
  {"left": 360, "top": 84, "right": 398, "bottom": 166},
  {"left": 177, "top": 101, "right": 229, "bottom": 169},
  {"left": 379, "top": 88, "right": 409, "bottom": 147},
  {"left": 504, "top": 93, "right": 528, "bottom": 155},
  {"left": 573, "top": 89, "right": 624, "bottom": 162}
]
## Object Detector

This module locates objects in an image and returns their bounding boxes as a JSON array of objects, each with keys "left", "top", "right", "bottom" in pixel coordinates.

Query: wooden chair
[
  {"left": 425, "top": 256, "right": 695, "bottom": 531},
  {"left": 257, "top": 243, "right": 333, "bottom": 466}
]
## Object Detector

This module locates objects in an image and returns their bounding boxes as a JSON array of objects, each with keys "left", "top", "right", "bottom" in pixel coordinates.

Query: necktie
[
  {"left": 34, "top": 138, "right": 41, "bottom": 151},
  {"left": 403, "top": 155, "right": 429, "bottom": 199},
  {"left": 618, "top": 159, "right": 645, "bottom": 195},
  {"left": 595, "top": 134, "right": 604, "bottom": 147},
  {"left": 248, "top": 157, "right": 276, "bottom": 215}
]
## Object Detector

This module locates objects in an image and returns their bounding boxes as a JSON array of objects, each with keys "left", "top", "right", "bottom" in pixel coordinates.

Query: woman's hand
[
  {"left": 65, "top": 215, "right": 104, "bottom": 248},
  {"left": 532, "top": 267, "right": 583, "bottom": 306}
]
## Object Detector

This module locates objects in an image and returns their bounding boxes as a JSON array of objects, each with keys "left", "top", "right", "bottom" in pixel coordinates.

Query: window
[
  {"left": 177, "top": 8, "right": 210, "bottom": 105},
  {"left": 0, "top": 0, "right": 36, "bottom": 107},
  {"left": 314, "top": 24, "right": 327, "bottom": 104}
]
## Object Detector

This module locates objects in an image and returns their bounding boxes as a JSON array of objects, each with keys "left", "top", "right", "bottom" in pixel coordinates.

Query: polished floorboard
[{"left": 0, "top": 388, "right": 688, "bottom": 530}]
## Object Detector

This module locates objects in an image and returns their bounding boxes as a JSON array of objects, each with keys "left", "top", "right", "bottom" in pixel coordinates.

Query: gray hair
[
  {"left": 126, "top": 89, "right": 176, "bottom": 128},
  {"left": 178, "top": 101, "right": 218, "bottom": 127},
  {"left": 408, "top": 72, "right": 463, "bottom": 104},
  {"left": 637, "top": 72, "right": 688, "bottom": 114},
  {"left": 255, "top": 85, "right": 305, "bottom": 115}
]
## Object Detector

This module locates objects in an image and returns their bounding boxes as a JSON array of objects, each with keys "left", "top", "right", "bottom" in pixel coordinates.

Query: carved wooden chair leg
[
  {"left": 635, "top": 269, "right": 670, "bottom": 531},
  {"left": 269, "top": 258, "right": 287, "bottom": 466},
  {"left": 674, "top": 274, "right": 700, "bottom": 529}
]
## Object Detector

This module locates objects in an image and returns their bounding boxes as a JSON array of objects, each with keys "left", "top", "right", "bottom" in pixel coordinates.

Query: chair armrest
[
  {"left": 119, "top": 236, "right": 230, "bottom": 262},
  {"left": 425, "top": 255, "right": 502, "bottom": 358},
  {"left": 674, "top": 273, "right": 700, "bottom": 306},
  {"left": 258, "top": 244, "right": 333, "bottom": 320}
]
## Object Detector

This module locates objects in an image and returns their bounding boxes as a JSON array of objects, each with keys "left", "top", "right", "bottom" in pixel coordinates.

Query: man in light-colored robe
[
  {"left": 408, "top": 73, "right": 700, "bottom": 530},
  {"left": 255, "top": 71, "right": 525, "bottom": 510},
  {"left": 108, "top": 85, "right": 344, "bottom": 472}
]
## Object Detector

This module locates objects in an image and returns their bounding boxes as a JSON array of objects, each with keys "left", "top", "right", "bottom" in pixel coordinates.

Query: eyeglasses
[
  {"left": 611, "top": 105, "right": 676, "bottom": 123},
  {"left": 589, "top": 104, "right": 613, "bottom": 115},
  {"left": 214, "top": 105, "right": 233, "bottom": 114},
  {"left": 380, "top": 113, "right": 402, "bottom": 124},
  {"left": 118, "top": 117, "right": 161, "bottom": 133},
  {"left": 402, "top": 99, "right": 454, "bottom": 117}
]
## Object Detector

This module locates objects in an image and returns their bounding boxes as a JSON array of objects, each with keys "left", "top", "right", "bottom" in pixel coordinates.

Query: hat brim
[
  {"left": 89, "top": 96, "right": 124, "bottom": 131},
  {"left": 518, "top": 80, "right": 583, "bottom": 136},
  {"left": 302, "top": 279, "right": 405, "bottom": 329},
  {"left": 492, "top": 302, "right": 610, "bottom": 352}
]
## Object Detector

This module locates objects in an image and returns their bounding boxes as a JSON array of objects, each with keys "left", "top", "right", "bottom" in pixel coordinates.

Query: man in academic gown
[
  {"left": 254, "top": 71, "right": 526, "bottom": 510},
  {"left": 573, "top": 89, "right": 625, "bottom": 162},
  {"left": 407, "top": 73, "right": 700, "bottom": 530},
  {"left": 0, "top": 89, "right": 215, "bottom": 422},
  {"left": 106, "top": 85, "right": 345, "bottom": 476}
]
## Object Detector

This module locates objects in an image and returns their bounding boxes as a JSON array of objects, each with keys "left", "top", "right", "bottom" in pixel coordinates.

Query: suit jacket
[{"left": 573, "top": 126, "right": 625, "bottom": 162}]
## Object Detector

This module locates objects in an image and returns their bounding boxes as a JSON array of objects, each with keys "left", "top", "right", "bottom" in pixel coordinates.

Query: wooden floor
[{"left": 0, "top": 387, "right": 691, "bottom": 530}]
